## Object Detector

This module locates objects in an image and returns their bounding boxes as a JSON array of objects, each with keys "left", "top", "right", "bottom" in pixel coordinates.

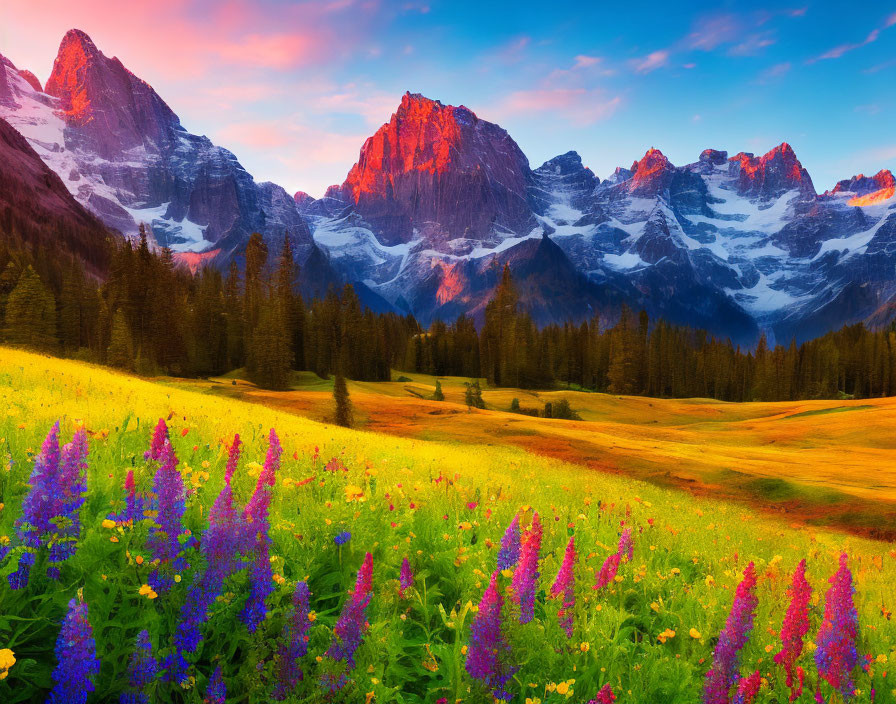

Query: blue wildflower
[{"left": 48, "top": 597, "right": 100, "bottom": 704}]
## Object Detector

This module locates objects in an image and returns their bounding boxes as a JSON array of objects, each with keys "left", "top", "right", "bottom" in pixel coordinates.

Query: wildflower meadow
[{"left": 0, "top": 347, "right": 894, "bottom": 703}]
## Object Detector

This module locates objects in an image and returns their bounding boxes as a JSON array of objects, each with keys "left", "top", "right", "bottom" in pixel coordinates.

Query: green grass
[{"left": 0, "top": 347, "right": 894, "bottom": 703}]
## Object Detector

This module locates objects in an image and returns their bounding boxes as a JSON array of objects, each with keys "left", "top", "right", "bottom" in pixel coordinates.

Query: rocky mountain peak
[
  {"left": 341, "top": 91, "right": 533, "bottom": 246},
  {"left": 729, "top": 142, "right": 815, "bottom": 200},
  {"left": 628, "top": 147, "right": 674, "bottom": 196},
  {"left": 45, "top": 29, "right": 180, "bottom": 156},
  {"left": 17, "top": 69, "right": 41, "bottom": 92}
]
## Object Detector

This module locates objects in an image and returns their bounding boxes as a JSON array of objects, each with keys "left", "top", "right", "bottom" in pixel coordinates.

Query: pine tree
[
  {"left": 333, "top": 371, "right": 353, "bottom": 427},
  {"left": 3, "top": 265, "right": 56, "bottom": 351},
  {"left": 433, "top": 379, "right": 444, "bottom": 401},
  {"left": 106, "top": 309, "right": 133, "bottom": 369}
]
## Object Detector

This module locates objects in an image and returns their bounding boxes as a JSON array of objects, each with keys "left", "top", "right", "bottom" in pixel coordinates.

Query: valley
[{"left": 167, "top": 371, "right": 896, "bottom": 539}]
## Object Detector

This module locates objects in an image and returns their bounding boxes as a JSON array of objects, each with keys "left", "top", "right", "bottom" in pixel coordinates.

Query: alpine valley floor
[
  {"left": 163, "top": 370, "right": 896, "bottom": 541},
  {"left": 1, "top": 346, "right": 895, "bottom": 704}
]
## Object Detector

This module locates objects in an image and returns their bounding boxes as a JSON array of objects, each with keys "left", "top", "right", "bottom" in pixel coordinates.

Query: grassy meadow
[{"left": 0, "top": 347, "right": 894, "bottom": 703}]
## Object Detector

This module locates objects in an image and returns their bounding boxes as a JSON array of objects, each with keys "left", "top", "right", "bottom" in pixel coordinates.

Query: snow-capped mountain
[
  {"left": 2, "top": 31, "right": 895, "bottom": 342},
  {"left": 0, "top": 30, "right": 319, "bottom": 276}
]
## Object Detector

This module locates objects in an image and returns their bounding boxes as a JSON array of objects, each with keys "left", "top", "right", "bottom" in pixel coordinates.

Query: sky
[{"left": 1, "top": 0, "right": 894, "bottom": 198}]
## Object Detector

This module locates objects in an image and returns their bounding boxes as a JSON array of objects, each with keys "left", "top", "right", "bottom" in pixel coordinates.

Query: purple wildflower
[
  {"left": 48, "top": 429, "right": 89, "bottom": 571},
  {"left": 496, "top": 514, "right": 521, "bottom": 570},
  {"left": 703, "top": 562, "right": 759, "bottom": 704},
  {"left": 326, "top": 552, "right": 373, "bottom": 668},
  {"left": 204, "top": 665, "right": 226, "bottom": 704},
  {"left": 465, "top": 570, "right": 516, "bottom": 702},
  {"left": 272, "top": 581, "right": 311, "bottom": 700},
  {"left": 147, "top": 440, "right": 189, "bottom": 593},
  {"left": 617, "top": 528, "right": 634, "bottom": 562},
  {"left": 240, "top": 429, "right": 281, "bottom": 632},
  {"left": 815, "top": 554, "right": 858, "bottom": 700},
  {"left": 590, "top": 684, "right": 616, "bottom": 703},
  {"left": 145, "top": 418, "right": 169, "bottom": 461},
  {"left": 399, "top": 557, "right": 414, "bottom": 598},
  {"left": 550, "top": 536, "right": 576, "bottom": 637},
  {"left": 733, "top": 670, "right": 762, "bottom": 704},
  {"left": 110, "top": 470, "right": 145, "bottom": 525},
  {"left": 334, "top": 531, "right": 351, "bottom": 546},
  {"left": 173, "top": 434, "right": 246, "bottom": 661},
  {"left": 8, "top": 423, "right": 89, "bottom": 588},
  {"left": 120, "top": 630, "right": 158, "bottom": 704},
  {"left": 510, "top": 512, "right": 541, "bottom": 624},
  {"left": 593, "top": 552, "right": 621, "bottom": 591},
  {"left": 774, "top": 559, "right": 812, "bottom": 700},
  {"left": 48, "top": 597, "right": 100, "bottom": 704}
]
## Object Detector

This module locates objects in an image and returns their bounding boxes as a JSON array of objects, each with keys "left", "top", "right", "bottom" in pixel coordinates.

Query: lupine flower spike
[
  {"left": 593, "top": 551, "right": 621, "bottom": 591},
  {"left": 399, "top": 557, "right": 414, "bottom": 598},
  {"left": 48, "top": 596, "right": 100, "bottom": 704},
  {"left": 48, "top": 428, "right": 89, "bottom": 576},
  {"left": 550, "top": 536, "right": 576, "bottom": 637},
  {"left": 110, "top": 470, "right": 145, "bottom": 525},
  {"left": 511, "top": 512, "right": 542, "bottom": 624},
  {"left": 120, "top": 630, "right": 158, "bottom": 704},
  {"left": 273, "top": 581, "right": 311, "bottom": 700},
  {"left": 703, "top": 562, "right": 759, "bottom": 704},
  {"left": 590, "top": 684, "right": 616, "bottom": 703},
  {"left": 167, "top": 436, "right": 244, "bottom": 685},
  {"left": 147, "top": 440, "right": 189, "bottom": 593},
  {"left": 733, "top": 671, "right": 762, "bottom": 704},
  {"left": 815, "top": 553, "right": 858, "bottom": 701},
  {"left": 204, "top": 665, "right": 226, "bottom": 704},
  {"left": 145, "top": 418, "right": 169, "bottom": 461},
  {"left": 327, "top": 552, "right": 374, "bottom": 667},
  {"left": 497, "top": 514, "right": 521, "bottom": 570},
  {"left": 240, "top": 429, "right": 281, "bottom": 632},
  {"left": 466, "top": 570, "right": 516, "bottom": 702},
  {"left": 9, "top": 422, "right": 89, "bottom": 587},
  {"left": 774, "top": 559, "right": 811, "bottom": 701}
]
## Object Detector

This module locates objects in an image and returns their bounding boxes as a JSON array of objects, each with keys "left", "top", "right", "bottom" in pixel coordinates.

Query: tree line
[{"left": 2, "top": 227, "right": 896, "bottom": 401}]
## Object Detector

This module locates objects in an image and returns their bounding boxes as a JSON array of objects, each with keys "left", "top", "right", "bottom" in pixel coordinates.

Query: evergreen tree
[
  {"left": 333, "top": 371, "right": 353, "bottom": 427},
  {"left": 433, "top": 379, "right": 444, "bottom": 401},
  {"left": 106, "top": 309, "right": 133, "bottom": 369},
  {"left": 3, "top": 265, "right": 56, "bottom": 351}
]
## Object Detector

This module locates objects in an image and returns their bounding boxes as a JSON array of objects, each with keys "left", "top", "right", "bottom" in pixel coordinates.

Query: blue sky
[{"left": 3, "top": 0, "right": 895, "bottom": 196}]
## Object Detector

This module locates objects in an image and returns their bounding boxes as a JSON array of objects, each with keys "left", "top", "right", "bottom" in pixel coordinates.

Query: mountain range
[{"left": 2, "top": 29, "right": 895, "bottom": 344}]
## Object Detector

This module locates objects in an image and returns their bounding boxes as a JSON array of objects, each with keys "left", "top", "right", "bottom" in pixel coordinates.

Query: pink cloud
[
  {"left": 810, "top": 12, "right": 896, "bottom": 63},
  {"left": 217, "top": 121, "right": 292, "bottom": 149},
  {"left": 573, "top": 54, "right": 601, "bottom": 69},
  {"left": 887, "top": 12, "right": 896, "bottom": 28},
  {"left": 755, "top": 62, "right": 792, "bottom": 84},
  {"left": 630, "top": 50, "right": 669, "bottom": 74},
  {"left": 728, "top": 34, "right": 776, "bottom": 56},
  {"left": 488, "top": 88, "right": 622, "bottom": 126},
  {"left": 686, "top": 14, "right": 741, "bottom": 51}
]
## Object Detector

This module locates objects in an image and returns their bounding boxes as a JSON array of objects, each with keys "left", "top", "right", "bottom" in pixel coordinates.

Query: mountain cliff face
[
  {"left": 0, "top": 30, "right": 319, "bottom": 272},
  {"left": 2, "top": 31, "right": 895, "bottom": 342},
  {"left": 339, "top": 92, "right": 535, "bottom": 249},
  {"left": 0, "top": 115, "right": 111, "bottom": 271}
]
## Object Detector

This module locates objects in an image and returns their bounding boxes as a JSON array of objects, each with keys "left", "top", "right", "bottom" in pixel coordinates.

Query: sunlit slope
[
  {"left": 2, "top": 347, "right": 895, "bottom": 703},
  {"left": 169, "top": 370, "right": 896, "bottom": 535}
]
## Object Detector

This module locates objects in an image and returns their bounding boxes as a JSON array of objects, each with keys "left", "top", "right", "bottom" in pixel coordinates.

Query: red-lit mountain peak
[
  {"left": 341, "top": 91, "right": 532, "bottom": 246},
  {"left": 729, "top": 142, "right": 815, "bottom": 200},
  {"left": 44, "top": 29, "right": 179, "bottom": 156},
  {"left": 44, "top": 29, "right": 103, "bottom": 123},
  {"left": 628, "top": 147, "right": 674, "bottom": 196},
  {"left": 831, "top": 169, "right": 896, "bottom": 206}
]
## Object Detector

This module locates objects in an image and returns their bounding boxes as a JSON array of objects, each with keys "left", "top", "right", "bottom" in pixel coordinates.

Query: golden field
[{"left": 165, "top": 369, "right": 896, "bottom": 538}]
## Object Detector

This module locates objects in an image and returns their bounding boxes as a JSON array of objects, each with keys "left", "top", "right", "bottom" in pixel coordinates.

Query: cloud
[
  {"left": 572, "top": 54, "right": 602, "bottom": 69},
  {"left": 685, "top": 14, "right": 741, "bottom": 51},
  {"left": 755, "top": 62, "right": 792, "bottom": 83},
  {"left": 810, "top": 12, "right": 896, "bottom": 63},
  {"left": 630, "top": 50, "right": 670, "bottom": 74},
  {"left": 487, "top": 88, "right": 622, "bottom": 126},
  {"left": 728, "top": 34, "right": 776, "bottom": 56}
]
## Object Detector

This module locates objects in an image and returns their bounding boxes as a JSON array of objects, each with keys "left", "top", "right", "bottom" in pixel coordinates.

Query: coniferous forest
[{"left": 2, "top": 226, "right": 896, "bottom": 401}]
